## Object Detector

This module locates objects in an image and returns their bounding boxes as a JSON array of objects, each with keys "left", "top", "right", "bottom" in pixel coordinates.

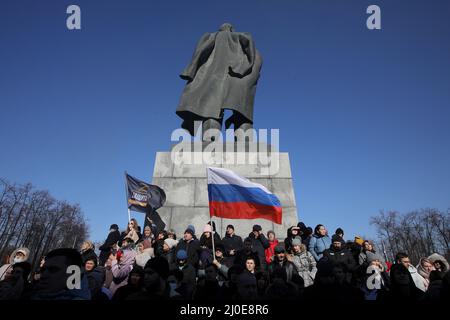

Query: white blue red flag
[{"left": 207, "top": 167, "right": 282, "bottom": 224}]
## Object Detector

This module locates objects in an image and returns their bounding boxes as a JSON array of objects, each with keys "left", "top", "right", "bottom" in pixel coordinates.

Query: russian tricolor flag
[{"left": 207, "top": 167, "right": 282, "bottom": 224}]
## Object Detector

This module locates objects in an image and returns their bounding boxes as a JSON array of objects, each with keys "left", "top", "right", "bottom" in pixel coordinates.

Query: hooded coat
[
  {"left": 176, "top": 23, "right": 262, "bottom": 135},
  {"left": 0, "top": 247, "right": 30, "bottom": 281},
  {"left": 427, "top": 253, "right": 449, "bottom": 272}
]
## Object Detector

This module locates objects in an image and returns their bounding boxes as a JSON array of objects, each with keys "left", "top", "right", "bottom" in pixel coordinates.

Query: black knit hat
[
  {"left": 252, "top": 224, "right": 262, "bottom": 232},
  {"left": 331, "top": 234, "right": 345, "bottom": 244},
  {"left": 110, "top": 224, "right": 119, "bottom": 230},
  {"left": 335, "top": 228, "right": 344, "bottom": 236},
  {"left": 226, "top": 224, "right": 235, "bottom": 230}
]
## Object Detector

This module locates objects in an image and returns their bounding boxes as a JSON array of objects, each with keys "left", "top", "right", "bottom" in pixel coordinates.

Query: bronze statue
[{"left": 176, "top": 23, "right": 262, "bottom": 138}]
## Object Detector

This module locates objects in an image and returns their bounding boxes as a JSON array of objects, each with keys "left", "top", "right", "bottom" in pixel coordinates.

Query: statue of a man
[{"left": 176, "top": 23, "right": 262, "bottom": 138}]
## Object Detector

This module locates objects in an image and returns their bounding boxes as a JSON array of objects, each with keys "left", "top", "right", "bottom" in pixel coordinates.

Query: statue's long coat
[{"left": 176, "top": 26, "right": 262, "bottom": 135}]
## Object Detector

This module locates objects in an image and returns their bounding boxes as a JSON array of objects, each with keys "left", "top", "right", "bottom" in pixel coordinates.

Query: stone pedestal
[{"left": 151, "top": 143, "right": 298, "bottom": 239}]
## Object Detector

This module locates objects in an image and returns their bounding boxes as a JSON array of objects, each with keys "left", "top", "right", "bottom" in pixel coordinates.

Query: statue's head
[{"left": 219, "top": 23, "right": 234, "bottom": 32}]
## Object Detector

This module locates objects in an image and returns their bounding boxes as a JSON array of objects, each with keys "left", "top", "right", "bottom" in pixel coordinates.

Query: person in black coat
[
  {"left": 244, "top": 225, "right": 270, "bottom": 270},
  {"left": 284, "top": 226, "right": 301, "bottom": 254},
  {"left": 175, "top": 228, "right": 201, "bottom": 269},
  {"left": 222, "top": 224, "right": 243, "bottom": 259},
  {"left": 322, "top": 235, "right": 356, "bottom": 283},
  {"left": 99, "top": 224, "right": 120, "bottom": 266},
  {"left": 234, "top": 238, "right": 260, "bottom": 269},
  {"left": 80, "top": 241, "right": 98, "bottom": 266},
  {"left": 389, "top": 262, "right": 425, "bottom": 301},
  {"left": 268, "top": 245, "right": 297, "bottom": 283}
]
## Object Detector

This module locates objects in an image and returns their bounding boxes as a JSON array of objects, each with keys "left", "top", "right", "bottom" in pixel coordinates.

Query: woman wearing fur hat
[
  {"left": 0, "top": 247, "right": 30, "bottom": 281},
  {"left": 427, "top": 253, "right": 449, "bottom": 273}
]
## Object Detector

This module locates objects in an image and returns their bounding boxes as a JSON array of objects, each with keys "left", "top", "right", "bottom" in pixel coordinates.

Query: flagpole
[
  {"left": 124, "top": 171, "right": 131, "bottom": 223},
  {"left": 211, "top": 217, "right": 216, "bottom": 262},
  {"left": 206, "top": 167, "right": 216, "bottom": 261}
]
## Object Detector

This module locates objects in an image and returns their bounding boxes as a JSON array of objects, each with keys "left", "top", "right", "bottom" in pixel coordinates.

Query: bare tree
[
  {"left": 0, "top": 178, "right": 89, "bottom": 271},
  {"left": 371, "top": 208, "right": 450, "bottom": 264}
]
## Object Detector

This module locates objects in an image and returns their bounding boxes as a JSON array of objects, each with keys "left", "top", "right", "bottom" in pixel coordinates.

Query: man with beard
[
  {"left": 323, "top": 235, "right": 356, "bottom": 284},
  {"left": 268, "top": 245, "right": 297, "bottom": 283}
]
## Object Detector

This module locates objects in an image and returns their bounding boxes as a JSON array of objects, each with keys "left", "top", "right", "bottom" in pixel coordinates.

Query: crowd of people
[{"left": 0, "top": 218, "right": 449, "bottom": 302}]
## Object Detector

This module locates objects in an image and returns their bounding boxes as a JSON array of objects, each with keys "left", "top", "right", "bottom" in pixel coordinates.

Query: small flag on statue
[
  {"left": 207, "top": 167, "right": 282, "bottom": 224},
  {"left": 125, "top": 173, "right": 166, "bottom": 213}
]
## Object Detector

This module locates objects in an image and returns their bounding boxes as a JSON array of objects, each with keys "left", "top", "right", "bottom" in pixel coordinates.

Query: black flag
[
  {"left": 144, "top": 209, "right": 166, "bottom": 234},
  {"left": 125, "top": 173, "right": 166, "bottom": 213}
]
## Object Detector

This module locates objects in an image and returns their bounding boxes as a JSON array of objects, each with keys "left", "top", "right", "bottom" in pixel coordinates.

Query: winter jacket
[
  {"left": 86, "top": 267, "right": 106, "bottom": 300},
  {"left": 361, "top": 266, "right": 390, "bottom": 301},
  {"left": 222, "top": 233, "right": 243, "bottom": 256},
  {"left": 31, "top": 274, "right": 91, "bottom": 300},
  {"left": 265, "top": 239, "right": 279, "bottom": 265},
  {"left": 292, "top": 250, "right": 317, "bottom": 287},
  {"left": 176, "top": 238, "right": 201, "bottom": 268},
  {"left": 245, "top": 232, "right": 270, "bottom": 269},
  {"left": 389, "top": 263, "right": 424, "bottom": 301},
  {"left": 428, "top": 253, "right": 449, "bottom": 272},
  {"left": 0, "top": 247, "right": 30, "bottom": 281},
  {"left": 308, "top": 234, "right": 331, "bottom": 261},
  {"left": 234, "top": 249, "right": 260, "bottom": 269},
  {"left": 199, "top": 232, "right": 222, "bottom": 250},
  {"left": 99, "top": 229, "right": 120, "bottom": 265},
  {"left": 109, "top": 247, "right": 136, "bottom": 295},
  {"left": 323, "top": 247, "right": 356, "bottom": 270},
  {"left": 268, "top": 257, "right": 297, "bottom": 282}
]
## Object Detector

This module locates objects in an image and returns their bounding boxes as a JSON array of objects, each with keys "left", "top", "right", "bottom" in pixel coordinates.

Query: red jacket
[{"left": 265, "top": 239, "right": 279, "bottom": 264}]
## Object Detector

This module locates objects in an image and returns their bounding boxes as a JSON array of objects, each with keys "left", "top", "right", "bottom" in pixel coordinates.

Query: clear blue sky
[{"left": 1, "top": 0, "right": 449, "bottom": 243}]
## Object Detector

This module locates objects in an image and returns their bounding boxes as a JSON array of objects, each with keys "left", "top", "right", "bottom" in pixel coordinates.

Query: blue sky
[{"left": 1, "top": 0, "right": 449, "bottom": 243}]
